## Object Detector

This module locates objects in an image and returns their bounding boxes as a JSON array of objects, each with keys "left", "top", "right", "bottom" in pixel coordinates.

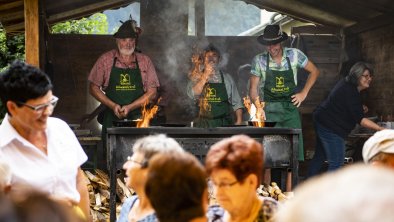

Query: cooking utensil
[
  {"left": 160, "top": 123, "right": 187, "bottom": 127},
  {"left": 248, "top": 121, "right": 277, "bottom": 127},
  {"left": 113, "top": 119, "right": 142, "bottom": 127}
]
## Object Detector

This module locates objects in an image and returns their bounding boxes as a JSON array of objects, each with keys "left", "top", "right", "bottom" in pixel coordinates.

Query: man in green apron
[
  {"left": 187, "top": 44, "right": 243, "bottom": 128},
  {"left": 249, "top": 25, "right": 320, "bottom": 161},
  {"left": 88, "top": 18, "right": 160, "bottom": 161}
]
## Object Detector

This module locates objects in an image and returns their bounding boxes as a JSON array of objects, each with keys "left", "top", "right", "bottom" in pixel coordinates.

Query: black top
[{"left": 314, "top": 79, "right": 364, "bottom": 138}]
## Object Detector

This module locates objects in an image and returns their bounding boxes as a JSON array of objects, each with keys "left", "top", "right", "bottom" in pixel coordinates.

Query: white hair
[
  {"left": 132, "top": 134, "right": 184, "bottom": 161},
  {"left": 0, "top": 161, "right": 11, "bottom": 190},
  {"left": 276, "top": 164, "right": 394, "bottom": 222}
]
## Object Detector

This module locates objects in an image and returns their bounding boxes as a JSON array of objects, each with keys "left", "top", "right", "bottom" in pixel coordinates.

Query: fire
[
  {"left": 243, "top": 96, "right": 265, "bottom": 127},
  {"left": 189, "top": 50, "right": 211, "bottom": 117},
  {"left": 136, "top": 100, "right": 160, "bottom": 128},
  {"left": 198, "top": 87, "right": 211, "bottom": 118}
]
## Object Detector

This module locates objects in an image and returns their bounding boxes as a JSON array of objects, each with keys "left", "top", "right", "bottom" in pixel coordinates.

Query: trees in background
[{"left": 0, "top": 13, "right": 108, "bottom": 123}]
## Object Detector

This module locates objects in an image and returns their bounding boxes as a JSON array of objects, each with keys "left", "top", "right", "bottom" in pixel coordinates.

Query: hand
[
  {"left": 234, "top": 120, "right": 243, "bottom": 125},
  {"left": 291, "top": 92, "right": 307, "bottom": 107},
  {"left": 363, "top": 104, "right": 369, "bottom": 114},
  {"left": 256, "top": 107, "right": 266, "bottom": 121},
  {"left": 112, "top": 104, "right": 123, "bottom": 119},
  {"left": 119, "top": 105, "right": 131, "bottom": 119}
]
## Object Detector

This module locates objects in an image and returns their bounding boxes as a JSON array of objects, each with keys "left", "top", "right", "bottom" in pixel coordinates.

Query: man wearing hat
[
  {"left": 249, "top": 24, "right": 320, "bottom": 161},
  {"left": 88, "top": 19, "right": 160, "bottom": 139},
  {"left": 363, "top": 129, "right": 394, "bottom": 169}
]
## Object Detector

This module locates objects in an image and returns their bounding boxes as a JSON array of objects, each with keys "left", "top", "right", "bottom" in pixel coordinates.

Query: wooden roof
[
  {"left": 0, "top": 0, "right": 393, "bottom": 34},
  {"left": 242, "top": 0, "right": 394, "bottom": 34},
  {"left": 0, "top": 0, "right": 136, "bottom": 34}
]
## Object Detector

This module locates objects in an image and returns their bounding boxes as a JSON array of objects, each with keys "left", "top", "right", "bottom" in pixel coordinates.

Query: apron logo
[
  {"left": 271, "top": 76, "right": 289, "bottom": 93},
  {"left": 116, "top": 73, "right": 135, "bottom": 90},
  {"left": 120, "top": 73, "right": 131, "bottom": 85},
  {"left": 275, "top": 76, "right": 284, "bottom": 88},
  {"left": 207, "top": 87, "right": 216, "bottom": 98}
]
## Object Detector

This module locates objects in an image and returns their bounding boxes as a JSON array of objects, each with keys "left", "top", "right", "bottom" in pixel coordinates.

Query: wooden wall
[{"left": 358, "top": 23, "right": 394, "bottom": 121}]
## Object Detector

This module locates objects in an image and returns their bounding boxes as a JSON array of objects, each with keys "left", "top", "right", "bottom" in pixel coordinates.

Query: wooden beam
[
  {"left": 0, "top": 10, "right": 24, "bottom": 22},
  {"left": 241, "top": 0, "right": 355, "bottom": 27},
  {"left": 0, "top": 1, "right": 23, "bottom": 11},
  {"left": 24, "top": 0, "right": 39, "bottom": 67},
  {"left": 345, "top": 14, "right": 394, "bottom": 34},
  {"left": 4, "top": 22, "right": 24, "bottom": 33},
  {"left": 47, "top": 0, "right": 133, "bottom": 24}
]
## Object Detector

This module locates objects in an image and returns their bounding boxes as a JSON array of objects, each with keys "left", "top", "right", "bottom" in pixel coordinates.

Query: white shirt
[{"left": 0, "top": 115, "right": 87, "bottom": 202}]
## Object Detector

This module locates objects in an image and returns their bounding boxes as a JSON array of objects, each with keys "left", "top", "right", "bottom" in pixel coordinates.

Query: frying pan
[
  {"left": 113, "top": 119, "right": 142, "bottom": 127},
  {"left": 248, "top": 121, "right": 277, "bottom": 127}
]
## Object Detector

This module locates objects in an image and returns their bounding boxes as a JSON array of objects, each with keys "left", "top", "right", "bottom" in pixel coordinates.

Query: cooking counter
[{"left": 107, "top": 126, "right": 301, "bottom": 221}]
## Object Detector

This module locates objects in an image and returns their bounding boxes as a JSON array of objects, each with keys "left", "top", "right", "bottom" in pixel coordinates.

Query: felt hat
[
  {"left": 257, "top": 25, "right": 288, "bottom": 45},
  {"left": 113, "top": 19, "right": 142, "bottom": 39}
]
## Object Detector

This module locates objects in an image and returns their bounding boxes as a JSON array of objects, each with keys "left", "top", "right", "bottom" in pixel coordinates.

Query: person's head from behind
[
  {"left": 276, "top": 164, "right": 394, "bottom": 222},
  {"left": 0, "top": 161, "right": 12, "bottom": 194},
  {"left": 345, "top": 61, "right": 374, "bottom": 90},
  {"left": 362, "top": 129, "right": 394, "bottom": 169},
  {"left": 14, "top": 190, "right": 78, "bottom": 222},
  {"left": 0, "top": 60, "right": 57, "bottom": 131},
  {"left": 145, "top": 152, "right": 208, "bottom": 222},
  {"left": 205, "top": 135, "right": 263, "bottom": 211},
  {"left": 123, "top": 134, "right": 184, "bottom": 191},
  {"left": 114, "top": 19, "right": 141, "bottom": 56}
]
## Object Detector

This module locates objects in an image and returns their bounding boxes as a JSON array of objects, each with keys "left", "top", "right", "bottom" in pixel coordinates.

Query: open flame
[
  {"left": 136, "top": 100, "right": 160, "bottom": 128},
  {"left": 243, "top": 96, "right": 265, "bottom": 127}
]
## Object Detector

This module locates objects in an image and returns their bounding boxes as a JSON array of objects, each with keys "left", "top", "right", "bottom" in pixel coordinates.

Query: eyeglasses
[
  {"left": 127, "top": 156, "right": 147, "bottom": 168},
  {"left": 361, "top": 74, "right": 373, "bottom": 79},
  {"left": 16, "top": 96, "right": 59, "bottom": 114},
  {"left": 209, "top": 179, "right": 238, "bottom": 189}
]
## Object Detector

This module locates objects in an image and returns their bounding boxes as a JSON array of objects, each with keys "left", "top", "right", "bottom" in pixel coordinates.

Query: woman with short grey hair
[
  {"left": 308, "top": 61, "right": 385, "bottom": 177},
  {"left": 117, "top": 134, "right": 184, "bottom": 222}
]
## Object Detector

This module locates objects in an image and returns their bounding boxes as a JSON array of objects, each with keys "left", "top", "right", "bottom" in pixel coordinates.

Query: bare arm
[
  {"left": 76, "top": 168, "right": 90, "bottom": 221},
  {"left": 121, "top": 87, "right": 157, "bottom": 118},
  {"left": 192, "top": 65, "right": 215, "bottom": 96},
  {"left": 291, "top": 60, "right": 320, "bottom": 107},
  {"left": 360, "top": 118, "right": 385, "bottom": 131},
  {"left": 249, "top": 75, "right": 265, "bottom": 120},
  {"left": 234, "top": 108, "right": 243, "bottom": 124},
  {"left": 89, "top": 83, "right": 122, "bottom": 119}
]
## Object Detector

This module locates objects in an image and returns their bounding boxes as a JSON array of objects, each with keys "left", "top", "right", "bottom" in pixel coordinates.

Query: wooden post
[{"left": 24, "top": 0, "right": 39, "bottom": 67}]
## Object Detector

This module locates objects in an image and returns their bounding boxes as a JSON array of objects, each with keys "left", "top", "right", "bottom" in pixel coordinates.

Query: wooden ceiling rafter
[
  {"left": 47, "top": 0, "right": 132, "bottom": 24},
  {"left": 241, "top": 0, "right": 355, "bottom": 27},
  {"left": 0, "top": 0, "right": 23, "bottom": 11}
]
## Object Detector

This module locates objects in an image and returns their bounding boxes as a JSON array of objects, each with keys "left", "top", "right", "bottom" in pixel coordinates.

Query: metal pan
[
  {"left": 160, "top": 123, "right": 187, "bottom": 127},
  {"left": 248, "top": 121, "right": 277, "bottom": 127},
  {"left": 113, "top": 119, "right": 142, "bottom": 127}
]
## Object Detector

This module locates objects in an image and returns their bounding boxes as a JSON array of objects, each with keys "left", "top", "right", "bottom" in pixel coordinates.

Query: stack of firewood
[
  {"left": 84, "top": 170, "right": 134, "bottom": 222},
  {"left": 257, "top": 182, "right": 294, "bottom": 202}
]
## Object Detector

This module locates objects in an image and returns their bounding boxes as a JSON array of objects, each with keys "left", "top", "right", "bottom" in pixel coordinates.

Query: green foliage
[
  {"left": 51, "top": 13, "right": 108, "bottom": 34},
  {"left": 0, "top": 27, "right": 25, "bottom": 71}
]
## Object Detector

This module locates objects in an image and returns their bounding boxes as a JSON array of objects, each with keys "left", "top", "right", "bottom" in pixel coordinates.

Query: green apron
[
  {"left": 195, "top": 72, "right": 233, "bottom": 128},
  {"left": 264, "top": 56, "right": 304, "bottom": 161},
  {"left": 102, "top": 57, "right": 144, "bottom": 133}
]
